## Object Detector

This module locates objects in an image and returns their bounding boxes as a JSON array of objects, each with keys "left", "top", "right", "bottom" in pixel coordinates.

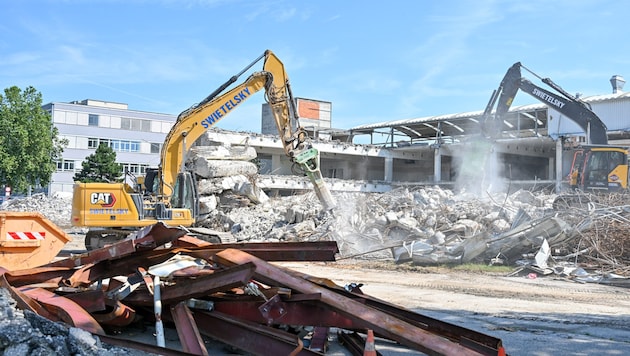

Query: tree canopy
[
  {"left": 0, "top": 86, "right": 66, "bottom": 193},
  {"left": 73, "top": 143, "right": 123, "bottom": 183}
]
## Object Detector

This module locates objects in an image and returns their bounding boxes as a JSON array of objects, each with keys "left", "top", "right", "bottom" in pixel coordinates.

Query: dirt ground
[{"left": 277, "top": 259, "right": 630, "bottom": 316}]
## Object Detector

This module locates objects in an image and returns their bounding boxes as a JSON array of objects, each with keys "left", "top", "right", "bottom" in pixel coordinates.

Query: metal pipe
[{"left": 154, "top": 275, "right": 165, "bottom": 347}]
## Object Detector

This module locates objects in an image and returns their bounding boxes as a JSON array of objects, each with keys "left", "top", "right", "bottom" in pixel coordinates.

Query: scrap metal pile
[{"left": 0, "top": 222, "right": 507, "bottom": 356}]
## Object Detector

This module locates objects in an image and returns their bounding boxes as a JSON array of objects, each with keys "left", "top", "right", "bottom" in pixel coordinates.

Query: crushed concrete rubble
[
  {"left": 0, "top": 288, "right": 154, "bottom": 356},
  {"left": 3, "top": 182, "right": 630, "bottom": 282}
]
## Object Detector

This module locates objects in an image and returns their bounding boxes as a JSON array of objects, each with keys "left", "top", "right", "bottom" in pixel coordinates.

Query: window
[
  {"left": 121, "top": 163, "right": 150, "bottom": 175},
  {"left": 105, "top": 139, "right": 141, "bottom": 152},
  {"left": 88, "top": 138, "right": 99, "bottom": 149},
  {"left": 55, "top": 160, "right": 75, "bottom": 172},
  {"left": 88, "top": 114, "right": 99, "bottom": 126},
  {"left": 141, "top": 119, "right": 151, "bottom": 132},
  {"left": 121, "top": 117, "right": 152, "bottom": 132},
  {"left": 150, "top": 143, "right": 161, "bottom": 154},
  {"left": 121, "top": 118, "right": 132, "bottom": 130}
]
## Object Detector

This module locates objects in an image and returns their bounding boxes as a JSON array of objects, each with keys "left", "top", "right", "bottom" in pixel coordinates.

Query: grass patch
[{"left": 448, "top": 263, "right": 513, "bottom": 274}]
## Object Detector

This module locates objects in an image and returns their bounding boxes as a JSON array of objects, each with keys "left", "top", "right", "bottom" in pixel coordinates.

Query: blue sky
[{"left": 1, "top": 0, "right": 628, "bottom": 133}]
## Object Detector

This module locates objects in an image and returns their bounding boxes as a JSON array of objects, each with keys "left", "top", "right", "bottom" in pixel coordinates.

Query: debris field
[{"left": 1, "top": 143, "right": 629, "bottom": 355}]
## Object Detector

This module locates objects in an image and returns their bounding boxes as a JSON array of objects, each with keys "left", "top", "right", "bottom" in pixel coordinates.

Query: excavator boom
[
  {"left": 159, "top": 50, "right": 335, "bottom": 211},
  {"left": 482, "top": 62, "right": 608, "bottom": 144}
]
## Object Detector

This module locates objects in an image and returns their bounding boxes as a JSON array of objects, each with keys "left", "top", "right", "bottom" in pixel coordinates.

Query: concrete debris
[
  {"left": 189, "top": 145, "right": 257, "bottom": 161},
  {"left": 0, "top": 288, "right": 152, "bottom": 356},
  {"left": 190, "top": 159, "right": 258, "bottom": 178},
  {"left": 3, "top": 174, "right": 630, "bottom": 278},
  {"left": 0, "top": 192, "right": 73, "bottom": 229}
]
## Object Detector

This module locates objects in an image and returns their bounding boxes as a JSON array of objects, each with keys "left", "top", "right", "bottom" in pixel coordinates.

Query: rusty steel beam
[
  {"left": 122, "top": 262, "right": 256, "bottom": 306},
  {"left": 1, "top": 266, "right": 74, "bottom": 287},
  {"left": 337, "top": 331, "right": 384, "bottom": 356},
  {"left": 97, "top": 333, "right": 196, "bottom": 356},
  {"left": 46, "top": 223, "right": 187, "bottom": 269},
  {"left": 173, "top": 241, "right": 339, "bottom": 262},
  {"left": 92, "top": 300, "right": 137, "bottom": 327},
  {"left": 189, "top": 310, "right": 323, "bottom": 356},
  {"left": 214, "top": 248, "right": 488, "bottom": 356},
  {"left": 19, "top": 286, "right": 104, "bottom": 335},
  {"left": 61, "top": 289, "right": 106, "bottom": 313},
  {"left": 171, "top": 302, "right": 208, "bottom": 356},
  {"left": 307, "top": 280, "right": 505, "bottom": 356},
  {"left": 308, "top": 326, "right": 329, "bottom": 353},
  {"left": 213, "top": 300, "right": 357, "bottom": 329},
  {"left": 0, "top": 273, "right": 57, "bottom": 321}
]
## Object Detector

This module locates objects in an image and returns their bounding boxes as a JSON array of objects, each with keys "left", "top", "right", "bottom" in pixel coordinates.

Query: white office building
[{"left": 43, "top": 99, "right": 177, "bottom": 194}]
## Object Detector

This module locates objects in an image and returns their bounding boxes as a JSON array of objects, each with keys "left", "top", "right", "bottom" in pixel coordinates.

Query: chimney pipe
[{"left": 610, "top": 75, "right": 625, "bottom": 94}]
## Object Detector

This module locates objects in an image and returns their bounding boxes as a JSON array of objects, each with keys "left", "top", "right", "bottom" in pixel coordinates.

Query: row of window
[
  {"left": 60, "top": 135, "right": 162, "bottom": 154},
  {"left": 53, "top": 110, "right": 173, "bottom": 134},
  {"left": 85, "top": 138, "right": 161, "bottom": 154},
  {"left": 88, "top": 138, "right": 140, "bottom": 152},
  {"left": 89, "top": 114, "right": 153, "bottom": 132},
  {"left": 56, "top": 160, "right": 150, "bottom": 174}
]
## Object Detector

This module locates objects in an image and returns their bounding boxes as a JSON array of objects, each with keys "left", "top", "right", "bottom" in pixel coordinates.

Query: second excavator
[{"left": 482, "top": 62, "right": 629, "bottom": 195}]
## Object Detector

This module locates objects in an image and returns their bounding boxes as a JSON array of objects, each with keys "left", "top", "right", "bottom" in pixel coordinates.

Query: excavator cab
[{"left": 580, "top": 147, "right": 628, "bottom": 191}]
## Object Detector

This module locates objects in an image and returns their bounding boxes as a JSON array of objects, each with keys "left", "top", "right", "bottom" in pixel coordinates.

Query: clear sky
[{"left": 1, "top": 0, "right": 628, "bottom": 133}]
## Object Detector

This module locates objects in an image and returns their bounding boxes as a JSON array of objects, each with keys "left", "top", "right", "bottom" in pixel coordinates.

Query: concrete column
[
  {"left": 434, "top": 148, "right": 442, "bottom": 182},
  {"left": 555, "top": 139, "right": 563, "bottom": 192},
  {"left": 384, "top": 157, "right": 393, "bottom": 182}
]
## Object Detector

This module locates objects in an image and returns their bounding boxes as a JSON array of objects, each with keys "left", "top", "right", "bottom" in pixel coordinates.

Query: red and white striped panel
[{"left": 6, "top": 232, "right": 46, "bottom": 240}]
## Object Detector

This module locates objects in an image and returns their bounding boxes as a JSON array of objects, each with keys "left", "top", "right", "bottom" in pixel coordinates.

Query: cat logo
[{"left": 90, "top": 192, "right": 116, "bottom": 207}]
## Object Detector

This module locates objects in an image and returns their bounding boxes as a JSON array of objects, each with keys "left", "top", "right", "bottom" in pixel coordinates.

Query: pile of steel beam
[{"left": 0, "top": 222, "right": 506, "bottom": 356}]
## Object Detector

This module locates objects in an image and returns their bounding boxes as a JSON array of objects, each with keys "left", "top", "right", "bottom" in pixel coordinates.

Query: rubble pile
[
  {"left": 555, "top": 192, "right": 630, "bottom": 274},
  {"left": 2, "top": 177, "right": 629, "bottom": 276},
  {"left": 0, "top": 192, "right": 73, "bottom": 228},
  {"left": 0, "top": 288, "right": 151, "bottom": 355},
  {"left": 200, "top": 185, "right": 560, "bottom": 260}
]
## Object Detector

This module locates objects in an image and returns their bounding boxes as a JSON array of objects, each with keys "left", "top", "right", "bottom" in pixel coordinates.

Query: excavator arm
[
  {"left": 158, "top": 50, "right": 335, "bottom": 211},
  {"left": 482, "top": 62, "right": 608, "bottom": 144}
]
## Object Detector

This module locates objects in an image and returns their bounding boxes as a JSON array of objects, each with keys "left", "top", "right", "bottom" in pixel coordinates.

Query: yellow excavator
[
  {"left": 482, "top": 62, "right": 629, "bottom": 195},
  {"left": 71, "top": 50, "right": 335, "bottom": 249}
]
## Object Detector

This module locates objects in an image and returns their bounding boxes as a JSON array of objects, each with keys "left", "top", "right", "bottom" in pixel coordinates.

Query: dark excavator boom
[{"left": 482, "top": 62, "right": 608, "bottom": 145}]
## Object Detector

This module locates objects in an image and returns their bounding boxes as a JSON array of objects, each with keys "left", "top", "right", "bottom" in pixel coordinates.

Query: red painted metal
[
  {"left": 1, "top": 266, "right": 74, "bottom": 287},
  {"left": 171, "top": 241, "right": 339, "bottom": 262},
  {"left": 19, "top": 286, "right": 105, "bottom": 334},
  {"left": 97, "top": 333, "right": 196, "bottom": 356},
  {"left": 46, "top": 222, "right": 186, "bottom": 269},
  {"left": 92, "top": 300, "right": 137, "bottom": 327},
  {"left": 309, "top": 278, "right": 505, "bottom": 356},
  {"left": 0, "top": 273, "right": 57, "bottom": 321},
  {"left": 171, "top": 301, "right": 208, "bottom": 356},
  {"left": 213, "top": 299, "right": 357, "bottom": 329},
  {"left": 122, "top": 262, "right": 256, "bottom": 306},
  {"left": 190, "top": 310, "right": 322, "bottom": 356},
  {"left": 214, "top": 248, "right": 486, "bottom": 356},
  {"left": 61, "top": 289, "right": 106, "bottom": 313}
]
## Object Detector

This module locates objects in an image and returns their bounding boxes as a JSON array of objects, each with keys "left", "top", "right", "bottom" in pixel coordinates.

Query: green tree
[
  {"left": 73, "top": 143, "right": 123, "bottom": 183},
  {"left": 0, "top": 86, "right": 67, "bottom": 193}
]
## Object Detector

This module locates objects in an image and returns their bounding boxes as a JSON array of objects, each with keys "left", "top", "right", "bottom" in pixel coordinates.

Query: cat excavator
[
  {"left": 71, "top": 50, "right": 336, "bottom": 249},
  {"left": 482, "top": 62, "right": 629, "bottom": 201}
]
